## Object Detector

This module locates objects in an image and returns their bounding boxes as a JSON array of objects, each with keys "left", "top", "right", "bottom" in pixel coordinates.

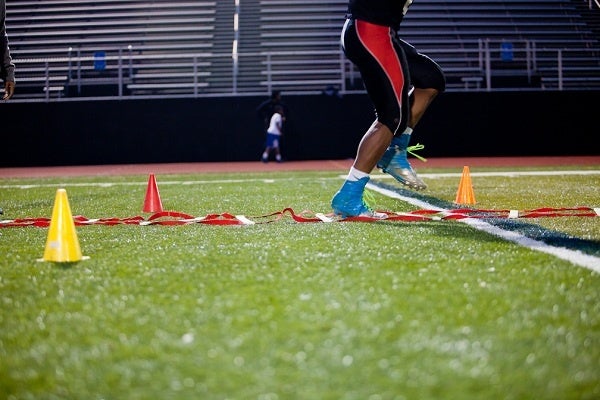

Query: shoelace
[
  {"left": 407, "top": 143, "right": 427, "bottom": 162},
  {"left": 362, "top": 189, "right": 377, "bottom": 211}
]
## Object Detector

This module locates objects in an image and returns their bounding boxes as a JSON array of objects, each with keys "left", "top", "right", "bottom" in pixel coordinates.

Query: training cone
[
  {"left": 143, "top": 173, "right": 163, "bottom": 213},
  {"left": 39, "top": 189, "right": 88, "bottom": 263},
  {"left": 454, "top": 166, "right": 476, "bottom": 205}
]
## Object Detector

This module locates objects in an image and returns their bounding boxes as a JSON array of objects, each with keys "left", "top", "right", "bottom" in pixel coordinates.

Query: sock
[
  {"left": 346, "top": 166, "right": 369, "bottom": 182},
  {"left": 262, "top": 152, "right": 268, "bottom": 159},
  {"left": 275, "top": 154, "right": 281, "bottom": 161}
]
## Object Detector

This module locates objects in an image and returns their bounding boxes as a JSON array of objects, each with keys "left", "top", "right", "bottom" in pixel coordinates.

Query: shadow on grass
[{"left": 375, "top": 182, "right": 600, "bottom": 258}]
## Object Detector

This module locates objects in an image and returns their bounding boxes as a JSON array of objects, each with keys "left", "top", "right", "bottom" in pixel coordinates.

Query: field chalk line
[{"left": 367, "top": 183, "right": 600, "bottom": 273}]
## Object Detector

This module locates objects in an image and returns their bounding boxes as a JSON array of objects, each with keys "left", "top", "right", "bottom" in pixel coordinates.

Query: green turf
[{"left": 1, "top": 167, "right": 599, "bottom": 400}]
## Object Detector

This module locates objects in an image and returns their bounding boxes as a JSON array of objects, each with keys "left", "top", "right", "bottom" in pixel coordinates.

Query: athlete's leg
[
  {"left": 377, "top": 39, "right": 445, "bottom": 190},
  {"left": 332, "top": 19, "right": 410, "bottom": 217},
  {"left": 409, "top": 87, "right": 438, "bottom": 127}
]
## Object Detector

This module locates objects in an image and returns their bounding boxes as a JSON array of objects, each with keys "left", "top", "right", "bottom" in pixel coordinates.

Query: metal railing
[{"left": 5, "top": 40, "right": 600, "bottom": 102}]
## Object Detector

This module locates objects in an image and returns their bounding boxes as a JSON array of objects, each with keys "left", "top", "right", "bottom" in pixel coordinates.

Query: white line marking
[
  {"left": 0, "top": 177, "right": 334, "bottom": 189},
  {"left": 2, "top": 170, "right": 599, "bottom": 190},
  {"left": 373, "top": 170, "right": 600, "bottom": 180},
  {"left": 367, "top": 183, "right": 600, "bottom": 273}
]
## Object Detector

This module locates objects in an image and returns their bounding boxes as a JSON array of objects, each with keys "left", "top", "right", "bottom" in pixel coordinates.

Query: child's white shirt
[{"left": 267, "top": 113, "right": 283, "bottom": 136}]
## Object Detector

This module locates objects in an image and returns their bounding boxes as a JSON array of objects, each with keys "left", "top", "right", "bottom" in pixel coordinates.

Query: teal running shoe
[
  {"left": 331, "top": 177, "right": 387, "bottom": 218},
  {"left": 377, "top": 143, "right": 427, "bottom": 191}
]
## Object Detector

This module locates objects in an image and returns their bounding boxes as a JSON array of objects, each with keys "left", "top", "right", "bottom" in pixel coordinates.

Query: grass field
[{"left": 1, "top": 163, "right": 599, "bottom": 400}]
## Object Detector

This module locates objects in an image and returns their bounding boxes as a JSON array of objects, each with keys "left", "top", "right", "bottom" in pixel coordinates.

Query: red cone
[{"left": 143, "top": 173, "right": 163, "bottom": 213}]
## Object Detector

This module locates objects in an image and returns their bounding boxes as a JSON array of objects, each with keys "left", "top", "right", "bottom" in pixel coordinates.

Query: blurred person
[
  {"left": 331, "top": 0, "right": 445, "bottom": 217},
  {"left": 1, "top": 0, "right": 15, "bottom": 100},
  {"left": 0, "top": 0, "right": 14, "bottom": 215},
  {"left": 261, "top": 105, "right": 285, "bottom": 163},
  {"left": 256, "top": 90, "right": 287, "bottom": 131}
]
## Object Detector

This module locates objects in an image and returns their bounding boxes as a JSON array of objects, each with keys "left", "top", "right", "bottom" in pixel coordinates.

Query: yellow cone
[
  {"left": 39, "top": 189, "right": 88, "bottom": 263},
  {"left": 454, "top": 166, "right": 476, "bottom": 205}
]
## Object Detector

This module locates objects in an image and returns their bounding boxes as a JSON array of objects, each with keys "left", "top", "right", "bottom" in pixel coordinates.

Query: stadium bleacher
[{"left": 4, "top": 0, "right": 600, "bottom": 100}]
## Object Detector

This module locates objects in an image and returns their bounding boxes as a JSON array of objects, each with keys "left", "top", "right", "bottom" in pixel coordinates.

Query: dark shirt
[
  {"left": 1, "top": 0, "right": 15, "bottom": 82},
  {"left": 347, "top": 0, "right": 412, "bottom": 30},
  {"left": 256, "top": 98, "right": 287, "bottom": 129}
]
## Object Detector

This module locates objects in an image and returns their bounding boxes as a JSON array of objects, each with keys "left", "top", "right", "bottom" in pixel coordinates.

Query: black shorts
[
  {"left": 341, "top": 18, "right": 445, "bottom": 134},
  {"left": 399, "top": 38, "right": 446, "bottom": 92}
]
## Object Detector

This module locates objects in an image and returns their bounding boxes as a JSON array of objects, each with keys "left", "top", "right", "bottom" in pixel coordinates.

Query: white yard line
[
  {"left": 0, "top": 178, "right": 288, "bottom": 189},
  {"left": 374, "top": 170, "right": 600, "bottom": 179},
  {"left": 2, "top": 170, "right": 599, "bottom": 189},
  {"left": 368, "top": 183, "right": 600, "bottom": 273}
]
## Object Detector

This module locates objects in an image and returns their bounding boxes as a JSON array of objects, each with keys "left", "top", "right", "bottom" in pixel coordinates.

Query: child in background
[{"left": 261, "top": 105, "right": 285, "bottom": 163}]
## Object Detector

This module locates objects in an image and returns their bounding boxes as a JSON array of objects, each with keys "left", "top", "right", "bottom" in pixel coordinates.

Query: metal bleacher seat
[
  {"left": 253, "top": 0, "right": 600, "bottom": 93},
  {"left": 6, "top": 0, "right": 217, "bottom": 98},
  {"left": 256, "top": 0, "right": 347, "bottom": 93},
  {"left": 4, "top": 0, "right": 600, "bottom": 98},
  {"left": 404, "top": 0, "right": 600, "bottom": 91}
]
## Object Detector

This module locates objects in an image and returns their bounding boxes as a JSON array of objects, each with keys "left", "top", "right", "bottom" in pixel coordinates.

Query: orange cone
[
  {"left": 454, "top": 166, "right": 476, "bottom": 205},
  {"left": 143, "top": 173, "right": 163, "bottom": 213},
  {"left": 38, "top": 188, "right": 88, "bottom": 263}
]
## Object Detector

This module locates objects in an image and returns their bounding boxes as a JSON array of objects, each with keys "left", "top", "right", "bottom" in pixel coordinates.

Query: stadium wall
[{"left": 2, "top": 91, "right": 598, "bottom": 167}]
